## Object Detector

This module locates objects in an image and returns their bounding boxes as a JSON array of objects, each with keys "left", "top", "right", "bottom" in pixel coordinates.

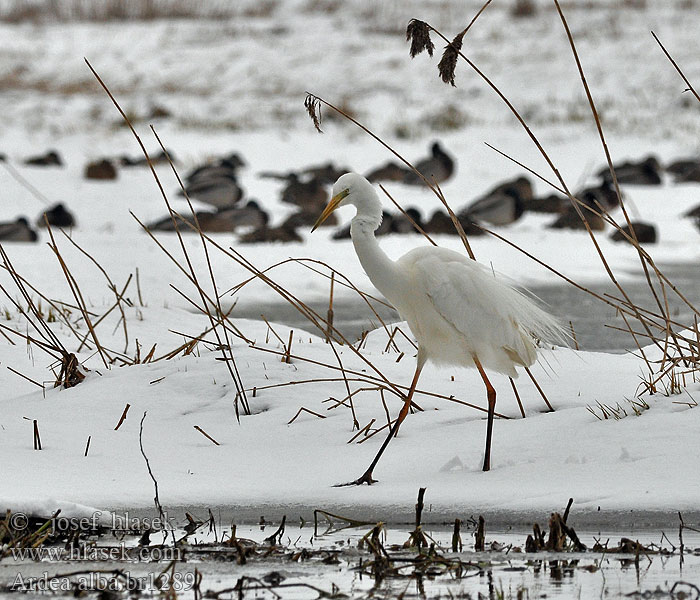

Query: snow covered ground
[{"left": 0, "top": 0, "right": 699, "bottom": 524}]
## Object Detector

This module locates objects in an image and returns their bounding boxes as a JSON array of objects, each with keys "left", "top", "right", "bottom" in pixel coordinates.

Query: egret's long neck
[{"left": 350, "top": 216, "right": 403, "bottom": 305}]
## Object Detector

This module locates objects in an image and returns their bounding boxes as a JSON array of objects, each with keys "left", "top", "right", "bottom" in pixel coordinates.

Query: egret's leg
[
  {"left": 337, "top": 363, "right": 423, "bottom": 486},
  {"left": 473, "top": 356, "right": 497, "bottom": 472}
]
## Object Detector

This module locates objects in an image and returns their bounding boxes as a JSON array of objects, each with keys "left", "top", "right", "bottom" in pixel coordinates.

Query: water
[
  {"left": 532, "top": 261, "right": 700, "bottom": 352},
  {"left": 232, "top": 262, "right": 700, "bottom": 352},
  {"left": 2, "top": 521, "right": 698, "bottom": 599}
]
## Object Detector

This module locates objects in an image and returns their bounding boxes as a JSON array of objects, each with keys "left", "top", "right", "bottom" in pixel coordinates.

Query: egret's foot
[
  {"left": 482, "top": 459, "right": 491, "bottom": 472},
  {"left": 333, "top": 470, "right": 377, "bottom": 487}
]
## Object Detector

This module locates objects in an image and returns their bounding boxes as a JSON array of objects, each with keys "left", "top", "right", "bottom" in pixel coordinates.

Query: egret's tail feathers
[{"left": 512, "top": 287, "right": 571, "bottom": 350}]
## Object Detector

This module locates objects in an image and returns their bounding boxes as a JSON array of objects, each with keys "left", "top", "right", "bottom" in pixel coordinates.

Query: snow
[
  {"left": 0, "top": 310, "right": 697, "bottom": 525},
  {"left": 0, "top": 1, "right": 699, "bottom": 525}
]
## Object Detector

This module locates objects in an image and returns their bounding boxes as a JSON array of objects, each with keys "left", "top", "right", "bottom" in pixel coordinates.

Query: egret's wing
[{"left": 407, "top": 249, "right": 563, "bottom": 368}]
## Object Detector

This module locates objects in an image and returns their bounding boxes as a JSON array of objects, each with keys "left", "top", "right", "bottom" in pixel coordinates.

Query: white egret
[{"left": 312, "top": 173, "right": 565, "bottom": 485}]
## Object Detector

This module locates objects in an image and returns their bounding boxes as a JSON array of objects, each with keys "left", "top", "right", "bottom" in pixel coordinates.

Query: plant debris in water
[{"left": 2, "top": 495, "right": 699, "bottom": 599}]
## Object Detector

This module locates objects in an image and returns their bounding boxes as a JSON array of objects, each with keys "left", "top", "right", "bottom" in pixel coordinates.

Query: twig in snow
[
  {"left": 287, "top": 407, "right": 326, "bottom": 425},
  {"left": 525, "top": 367, "right": 553, "bottom": 412},
  {"left": 138, "top": 412, "right": 166, "bottom": 524},
  {"left": 114, "top": 403, "right": 131, "bottom": 430},
  {"left": 33, "top": 419, "right": 41, "bottom": 450},
  {"left": 194, "top": 425, "right": 220, "bottom": 446}
]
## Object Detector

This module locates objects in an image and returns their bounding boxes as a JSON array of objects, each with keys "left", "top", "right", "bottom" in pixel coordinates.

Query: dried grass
[{"left": 0, "top": 244, "right": 88, "bottom": 388}]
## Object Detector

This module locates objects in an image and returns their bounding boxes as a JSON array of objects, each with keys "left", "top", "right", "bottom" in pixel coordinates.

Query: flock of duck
[{"left": 1, "top": 144, "right": 700, "bottom": 244}]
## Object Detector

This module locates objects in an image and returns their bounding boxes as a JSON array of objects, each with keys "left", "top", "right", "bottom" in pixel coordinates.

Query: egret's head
[{"left": 312, "top": 173, "right": 378, "bottom": 232}]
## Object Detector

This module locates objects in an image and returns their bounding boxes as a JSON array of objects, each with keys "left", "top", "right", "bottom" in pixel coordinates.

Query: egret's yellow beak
[{"left": 311, "top": 188, "right": 349, "bottom": 232}]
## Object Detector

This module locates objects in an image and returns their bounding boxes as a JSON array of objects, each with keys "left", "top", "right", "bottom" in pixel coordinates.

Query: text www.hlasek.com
[{"left": 10, "top": 544, "right": 182, "bottom": 562}]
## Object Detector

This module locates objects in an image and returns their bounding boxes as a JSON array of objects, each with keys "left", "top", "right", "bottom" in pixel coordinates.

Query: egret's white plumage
[
  {"left": 388, "top": 246, "right": 560, "bottom": 377},
  {"left": 313, "top": 173, "right": 565, "bottom": 483}
]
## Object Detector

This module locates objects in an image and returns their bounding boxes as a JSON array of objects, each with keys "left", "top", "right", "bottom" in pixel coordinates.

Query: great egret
[{"left": 312, "top": 173, "right": 564, "bottom": 484}]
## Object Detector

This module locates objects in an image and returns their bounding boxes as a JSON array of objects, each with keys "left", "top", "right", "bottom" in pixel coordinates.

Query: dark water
[
  {"left": 531, "top": 261, "right": 700, "bottom": 351},
  {"left": 233, "top": 262, "right": 700, "bottom": 352}
]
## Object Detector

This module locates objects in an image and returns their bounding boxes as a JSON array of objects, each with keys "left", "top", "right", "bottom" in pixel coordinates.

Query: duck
[
  {"left": 423, "top": 210, "right": 458, "bottom": 234},
  {"left": 529, "top": 180, "right": 619, "bottom": 215},
  {"left": 365, "top": 161, "right": 411, "bottom": 183},
  {"left": 120, "top": 149, "right": 174, "bottom": 167},
  {"left": 180, "top": 173, "right": 244, "bottom": 209},
  {"left": 610, "top": 221, "right": 657, "bottom": 244},
  {"left": 524, "top": 193, "right": 565, "bottom": 213},
  {"left": 279, "top": 174, "right": 328, "bottom": 211},
  {"left": 667, "top": 158, "right": 700, "bottom": 183},
  {"left": 548, "top": 199, "right": 606, "bottom": 231},
  {"left": 197, "top": 201, "right": 268, "bottom": 233},
  {"left": 0, "top": 217, "right": 39, "bottom": 241},
  {"left": 184, "top": 153, "right": 245, "bottom": 183},
  {"left": 461, "top": 190, "right": 523, "bottom": 227},
  {"left": 389, "top": 207, "right": 424, "bottom": 234},
  {"left": 85, "top": 159, "right": 118, "bottom": 180},
  {"left": 178, "top": 153, "right": 246, "bottom": 208},
  {"left": 299, "top": 162, "right": 352, "bottom": 186},
  {"left": 597, "top": 155, "right": 662, "bottom": 185},
  {"left": 146, "top": 212, "right": 194, "bottom": 232},
  {"left": 422, "top": 210, "right": 485, "bottom": 236},
  {"left": 24, "top": 150, "right": 63, "bottom": 167},
  {"left": 684, "top": 204, "right": 700, "bottom": 231},
  {"left": 280, "top": 208, "right": 337, "bottom": 229},
  {"left": 146, "top": 201, "right": 267, "bottom": 233},
  {"left": 239, "top": 221, "right": 303, "bottom": 244},
  {"left": 261, "top": 162, "right": 351, "bottom": 187},
  {"left": 403, "top": 142, "right": 455, "bottom": 185},
  {"left": 460, "top": 176, "right": 532, "bottom": 226},
  {"left": 578, "top": 180, "right": 619, "bottom": 211},
  {"left": 36, "top": 203, "right": 76, "bottom": 228}
]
